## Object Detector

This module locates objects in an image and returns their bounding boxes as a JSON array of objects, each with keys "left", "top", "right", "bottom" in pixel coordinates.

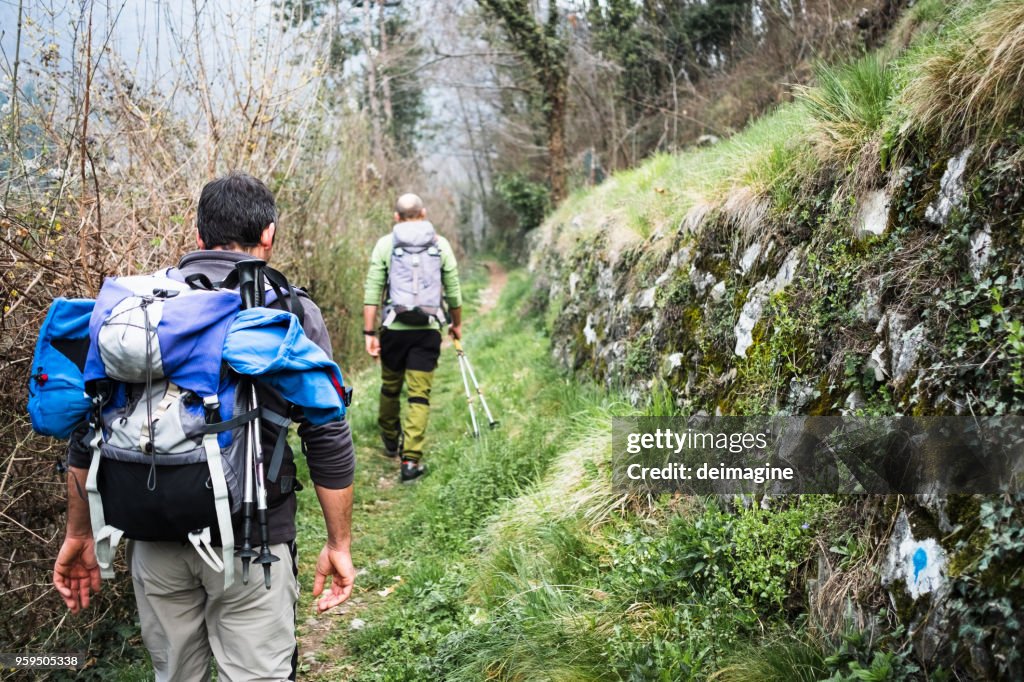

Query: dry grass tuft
[{"left": 903, "top": 0, "right": 1024, "bottom": 143}]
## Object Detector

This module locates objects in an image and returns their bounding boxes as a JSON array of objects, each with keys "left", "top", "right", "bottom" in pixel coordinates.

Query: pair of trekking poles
[
  {"left": 453, "top": 339, "right": 498, "bottom": 437},
  {"left": 235, "top": 259, "right": 278, "bottom": 589}
]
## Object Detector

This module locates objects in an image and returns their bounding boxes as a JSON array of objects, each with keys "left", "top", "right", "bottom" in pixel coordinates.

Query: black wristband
[{"left": 363, "top": 330, "right": 377, "bottom": 337}]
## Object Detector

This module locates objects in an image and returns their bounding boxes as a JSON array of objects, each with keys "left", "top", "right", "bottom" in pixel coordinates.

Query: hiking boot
[
  {"left": 381, "top": 434, "right": 401, "bottom": 458},
  {"left": 400, "top": 459, "right": 427, "bottom": 483}
]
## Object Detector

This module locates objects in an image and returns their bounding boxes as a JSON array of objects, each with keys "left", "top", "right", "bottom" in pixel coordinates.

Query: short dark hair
[{"left": 196, "top": 172, "right": 277, "bottom": 248}]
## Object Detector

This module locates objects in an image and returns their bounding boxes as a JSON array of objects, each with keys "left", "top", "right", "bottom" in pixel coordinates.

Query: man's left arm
[
  {"left": 312, "top": 483, "right": 354, "bottom": 612},
  {"left": 440, "top": 237, "right": 463, "bottom": 339},
  {"left": 294, "top": 297, "right": 357, "bottom": 612}
]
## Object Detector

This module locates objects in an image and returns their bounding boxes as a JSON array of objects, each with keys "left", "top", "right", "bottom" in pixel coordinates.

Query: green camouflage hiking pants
[{"left": 378, "top": 329, "right": 442, "bottom": 460}]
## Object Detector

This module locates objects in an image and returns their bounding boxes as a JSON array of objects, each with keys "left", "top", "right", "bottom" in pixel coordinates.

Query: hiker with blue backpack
[
  {"left": 363, "top": 193, "right": 462, "bottom": 482},
  {"left": 43, "top": 172, "right": 356, "bottom": 681}
]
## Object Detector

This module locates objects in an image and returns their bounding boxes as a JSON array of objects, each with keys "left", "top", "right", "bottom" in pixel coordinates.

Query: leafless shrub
[{"left": 0, "top": 0, "right": 408, "bottom": 660}]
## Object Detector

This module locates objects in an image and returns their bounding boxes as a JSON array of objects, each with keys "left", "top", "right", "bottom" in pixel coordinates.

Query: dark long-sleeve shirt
[{"left": 67, "top": 249, "right": 355, "bottom": 543}]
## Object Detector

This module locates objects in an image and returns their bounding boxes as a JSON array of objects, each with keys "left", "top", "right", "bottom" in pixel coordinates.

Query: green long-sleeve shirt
[{"left": 363, "top": 228, "right": 462, "bottom": 331}]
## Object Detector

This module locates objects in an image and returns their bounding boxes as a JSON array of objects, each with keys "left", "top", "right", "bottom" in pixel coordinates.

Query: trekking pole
[
  {"left": 236, "top": 259, "right": 280, "bottom": 589},
  {"left": 454, "top": 340, "right": 480, "bottom": 438},
  {"left": 457, "top": 341, "right": 499, "bottom": 430},
  {"left": 236, "top": 395, "right": 258, "bottom": 584}
]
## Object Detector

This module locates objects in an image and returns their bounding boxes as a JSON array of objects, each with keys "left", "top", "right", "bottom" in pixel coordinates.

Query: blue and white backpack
[{"left": 29, "top": 263, "right": 349, "bottom": 586}]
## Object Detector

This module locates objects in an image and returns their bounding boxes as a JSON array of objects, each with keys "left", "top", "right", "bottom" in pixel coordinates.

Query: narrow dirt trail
[
  {"left": 296, "top": 259, "right": 509, "bottom": 680},
  {"left": 477, "top": 260, "right": 508, "bottom": 315}
]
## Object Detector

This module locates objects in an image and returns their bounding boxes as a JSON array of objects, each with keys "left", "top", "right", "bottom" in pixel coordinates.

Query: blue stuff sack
[{"left": 28, "top": 297, "right": 95, "bottom": 438}]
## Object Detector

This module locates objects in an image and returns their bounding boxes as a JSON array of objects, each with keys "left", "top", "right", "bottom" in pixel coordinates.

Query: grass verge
[{"left": 292, "top": 267, "right": 877, "bottom": 681}]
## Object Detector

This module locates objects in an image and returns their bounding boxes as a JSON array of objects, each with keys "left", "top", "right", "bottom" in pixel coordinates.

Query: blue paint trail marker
[{"left": 913, "top": 547, "right": 928, "bottom": 583}]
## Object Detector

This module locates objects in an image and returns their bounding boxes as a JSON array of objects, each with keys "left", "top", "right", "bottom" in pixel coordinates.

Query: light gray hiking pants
[{"left": 131, "top": 540, "right": 298, "bottom": 682}]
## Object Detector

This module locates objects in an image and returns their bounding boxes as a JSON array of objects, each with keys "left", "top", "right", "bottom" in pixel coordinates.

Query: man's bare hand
[
  {"left": 449, "top": 324, "right": 462, "bottom": 340},
  {"left": 365, "top": 334, "right": 380, "bottom": 359},
  {"left": 312, "top": 544, "right": 355, "bottom": 613},
  {"left": 53, "top": 535, "right": 101, "bottom": 614}
]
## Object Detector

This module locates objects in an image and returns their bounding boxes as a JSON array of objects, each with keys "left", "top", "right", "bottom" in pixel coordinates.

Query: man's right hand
[
  {"left": 312, "top": 544, "right": 356, "bottom": 613},
  {"left": 53, "top": 534, "right": 101, "bottom": 614},
  {"left": 365, "top": 334, "right": 380, "bottom": 358}
]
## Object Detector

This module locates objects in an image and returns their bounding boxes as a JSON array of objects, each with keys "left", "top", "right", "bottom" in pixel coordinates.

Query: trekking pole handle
[
  {"left": 453, "top": 338, "right": 465, "bottom": 355},
  {"left": 236, "top": 258, "right": 267, "bottom": 309}
]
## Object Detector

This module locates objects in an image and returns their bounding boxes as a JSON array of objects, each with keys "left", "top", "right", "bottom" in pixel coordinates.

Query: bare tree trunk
[
  {"left": 2, "top": 0, "right": 25, "bottom": 211},
  {"left": 545, "top": 80, "right": 568, "bottom": 203},
  {"left": 191, "top": 0, "right": 220, "bottom": 177},
  {"left": 476, "top": 0, "right": 569, "bottom": 204},
  {"left": 78, "top": 1, "right": 99, "bottom": 290},
  {"left": 363, "top": 0, "right": 384, "bottom": 167},
  {"left": 378, "top": 0, "right": 394, "bottom": 138}
]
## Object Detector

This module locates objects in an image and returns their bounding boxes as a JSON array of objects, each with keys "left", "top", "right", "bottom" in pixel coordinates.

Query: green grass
[
  {"left": 292, "top": 264, "right": 622, "bottom": 679},
  {"left": 288, "top": 264, "right": 853, "bottom": 681},
  {"left": 796, "top": 54, "right": 896, "bottom": 166},
  {"left": 710, "top": 634, "right": 830, "bottom": 682},
  {"left": 546, "top": 105, "right": 814, "bottom": 249}
]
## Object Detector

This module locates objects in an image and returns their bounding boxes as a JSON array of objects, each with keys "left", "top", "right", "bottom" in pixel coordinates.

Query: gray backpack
[{"left": 382, "top": 220, "right": 445, "bottom": 327}]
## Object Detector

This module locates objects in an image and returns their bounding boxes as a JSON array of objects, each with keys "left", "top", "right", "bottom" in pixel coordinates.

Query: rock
[
  {"left": 350, "top": 618, "right": 367, "bottom": 630},
  {"left": 734, "top": 279, "right": 770, "bottom": 357},
  {"left": 787, "top": 378, "right": 816, "bottom": 409},
  {"left": 854, "top": 286, "right": 883, "bottom": 324},
  {"left": 925, "top": 147, "right": 973, "bottom": 225},
  {"left": 690, "top": 266, "right": 715, "bottom": 297},
  {"left": 568, "top": 272, "right": 580, "bottom": 297},
  {"left": 892, "top": 323, "right": 926, "bottom": 385},
  {"left": 696, "top": 134, "right": 720, "bottom": 147},
  {"left": 866, "top": 341, "right": 888, "bottom": 381},
  {"left": 844, "top": 390, "right": 866, "bottom": 413},
  {"left": 655, "top": 250, "right": 683, "bottom": 286},
  {"left": 710, "top": 280, "right": 726, "bottom": 302},
  {"left": 636, "top": 287, "right": 657, "bottom": 309},
  {"left": 738, "top": 242, "right": 762, "bottom": 275},
  {"left": 968, "top": 226, "right": 992, "bottom": 281},
  {"left": 881, "top": 511, "right": 947, "bottom": 601},
  {"left": 772, "top": 248, "right": 801, "bottom": 292},
  {"left": 857, "top": 189, "right": 889, "bottom": 237},
  {"left": 597, "top": 263, "right": 617, "bottom": 302},
  {"left": 734, "top": 250, "right": 802, "bottom": 357}
]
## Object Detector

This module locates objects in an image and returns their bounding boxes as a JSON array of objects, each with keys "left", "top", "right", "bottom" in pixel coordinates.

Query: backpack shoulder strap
[
  {"left": 217, "top": 264, "right": 306, "bottom": 328},
  {"left": 263, "top": 266, "right": 306, "bottom": 328}
]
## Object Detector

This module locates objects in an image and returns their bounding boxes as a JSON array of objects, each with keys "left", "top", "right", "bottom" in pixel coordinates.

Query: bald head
[{"left": 395, "top": 193, "right": 426, "bottom": 221}]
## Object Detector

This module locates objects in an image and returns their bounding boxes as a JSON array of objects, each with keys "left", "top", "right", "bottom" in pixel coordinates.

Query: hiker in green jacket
[{"left": 363, "top": 193, "right": 462, "bottom": 482}]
